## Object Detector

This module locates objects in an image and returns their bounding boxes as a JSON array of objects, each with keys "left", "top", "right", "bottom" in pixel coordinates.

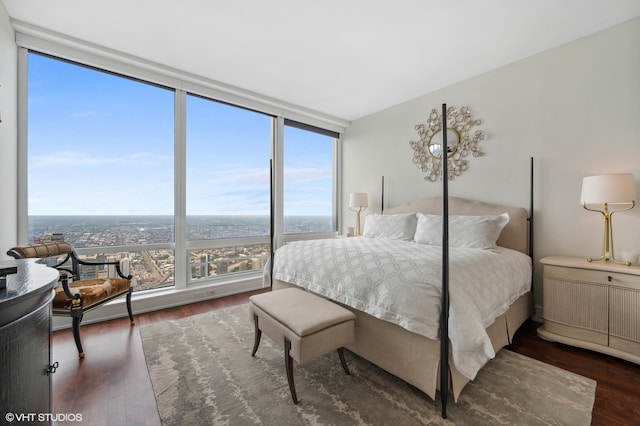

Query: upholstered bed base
[
  {"left": 271, "top": 196, "right": 533, "bottom": 402},
  {"left": 273, "top": 278, "right": 532, "bottom": 401}
]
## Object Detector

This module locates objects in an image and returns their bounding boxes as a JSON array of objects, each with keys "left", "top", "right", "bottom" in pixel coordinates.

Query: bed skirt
[{"left": 272, "top": 279, "right": 532, "bottom": 402}]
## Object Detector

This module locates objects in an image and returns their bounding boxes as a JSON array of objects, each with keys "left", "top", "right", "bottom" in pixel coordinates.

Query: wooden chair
[{"left": 7, "top": 242, "right": 135, "bottom": 358}]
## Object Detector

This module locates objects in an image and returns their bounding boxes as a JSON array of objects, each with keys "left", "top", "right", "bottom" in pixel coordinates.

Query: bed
[{"left": 270, "top": 195, "right": 533, "bottom": 403}]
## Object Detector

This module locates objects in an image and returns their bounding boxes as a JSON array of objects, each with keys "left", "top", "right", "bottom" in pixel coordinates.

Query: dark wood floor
[{"left": 52, "top": 290, "right": 640, "bottom": 425}]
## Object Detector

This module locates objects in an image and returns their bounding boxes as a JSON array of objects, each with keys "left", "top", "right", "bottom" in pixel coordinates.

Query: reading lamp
[
  {"left": 349, "top": 193, "right": 368, "bottom": 236},
  {"left": 580, "top": 174, "right": 636, "bottom": 265}
]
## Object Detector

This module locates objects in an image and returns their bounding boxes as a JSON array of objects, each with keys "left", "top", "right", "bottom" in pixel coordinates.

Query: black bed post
[
  {"left": 529, "top": 157, "right": 534, "bottom": 291},
  {"left": 269, "top": 159, "right": 275, "bottom": 289},
  {"left": 440, "top": 103, "right": 450, "bottom": 419},
  {"left": 381, "top": 175, "right": 385, "bottom": 214}
]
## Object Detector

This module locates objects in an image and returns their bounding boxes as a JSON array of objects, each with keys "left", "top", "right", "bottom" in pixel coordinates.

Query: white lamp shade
[
  {"left": 349, "top": 193, "right": 368, "bottom": 208},
  {"left": 580, "top": 174, "right": 636, "bottom": 204}
]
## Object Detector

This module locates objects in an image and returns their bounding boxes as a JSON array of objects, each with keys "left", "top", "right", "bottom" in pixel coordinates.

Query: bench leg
[
  {"left": 284, "top": 337, "right": 298, "bottom": 404},
  {"left": 337, "top": 347, "right": 350, "bottom": 375},
  {"left": 251, "top": 314, "right": 262, "bottom": 357}
]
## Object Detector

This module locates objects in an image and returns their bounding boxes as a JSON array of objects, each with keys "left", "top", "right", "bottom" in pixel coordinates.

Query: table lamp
[
  {"left": 349, "top": 193, "right": 368, "bottom": 236},
  {"left": 580, "top": 174, "right": 636, "bottom": 265}
]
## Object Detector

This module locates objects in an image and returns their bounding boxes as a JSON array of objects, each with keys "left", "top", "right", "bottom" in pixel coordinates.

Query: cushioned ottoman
[{"left": 249, "top": 288, "right": 356, "bottom": 404}]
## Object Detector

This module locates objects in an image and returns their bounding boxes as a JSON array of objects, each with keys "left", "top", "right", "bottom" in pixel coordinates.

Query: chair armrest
[
  {"left": 69, "top": 252, "right": 133, "bottom": 280},
  {"left": 58, "top": 273, "right": 82, "bottom": 302}
]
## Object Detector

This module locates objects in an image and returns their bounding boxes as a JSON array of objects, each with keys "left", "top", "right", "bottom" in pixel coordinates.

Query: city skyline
[
  {"left": 29, "top": 214, "right": 331, "bottom": 292},
  {"left": 29, "top": 214, "right": 334, "bottom": 246}
]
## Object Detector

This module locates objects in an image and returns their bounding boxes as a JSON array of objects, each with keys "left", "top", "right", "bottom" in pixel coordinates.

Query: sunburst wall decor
[{"left": 409, "top": 105, "right": 485, "bottom": 181}]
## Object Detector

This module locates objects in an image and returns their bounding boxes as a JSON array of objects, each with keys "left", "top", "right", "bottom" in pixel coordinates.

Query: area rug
[{"left": 140, "top": 303, "right": 596, "bottom": 425}]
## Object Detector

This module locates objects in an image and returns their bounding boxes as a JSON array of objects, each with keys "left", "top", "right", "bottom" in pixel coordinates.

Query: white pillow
[
  {"left": 362, "top": 213, "right": 417, "bottom": 241},
  {"left": 414, "top": 212, "right": 510, "bottom": 249}
]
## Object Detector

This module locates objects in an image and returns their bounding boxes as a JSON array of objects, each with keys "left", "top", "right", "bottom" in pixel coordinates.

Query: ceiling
[{"left": 3, "top": 0, "right": 640, "bottom": 122}]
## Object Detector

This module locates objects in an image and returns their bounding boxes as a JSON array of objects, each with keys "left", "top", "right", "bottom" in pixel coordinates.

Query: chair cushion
[{"left": 53, "top": 278, "right": 131, "bottom": 311}]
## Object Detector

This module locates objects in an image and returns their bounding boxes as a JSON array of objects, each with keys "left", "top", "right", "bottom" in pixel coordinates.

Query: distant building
[
  {"left": 200, "top": 254, "right": 209, "bottom": 278},
  {"left": 35, "top": 232, "right": 65, "bottom": 243},
  {"left": 216, "top": 259, "right": 229, "bottom": 275}
]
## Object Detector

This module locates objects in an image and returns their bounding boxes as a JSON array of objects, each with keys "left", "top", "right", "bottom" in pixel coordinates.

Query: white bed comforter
[{"left": 271, "top": 237, "right": 531, "bottom": 380}]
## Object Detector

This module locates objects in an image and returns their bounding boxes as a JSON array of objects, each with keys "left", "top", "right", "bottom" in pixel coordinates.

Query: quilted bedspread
[{"left": 271, "top": 237, "right": 531, "bottom": 380}]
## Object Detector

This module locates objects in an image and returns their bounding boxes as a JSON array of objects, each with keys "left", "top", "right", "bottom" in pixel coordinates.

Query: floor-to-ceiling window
[
  {"left": 185, "top": 95, "right": 272, "bottom": 283},
  {"left": 23, "top": 48, "right": 341, "bottom": 297},
  {"left": 283, "top": 120, "right": 338, "bottom": 237},
  {"left": 27, "top": 52, "right": 175, "bottom": 292}
]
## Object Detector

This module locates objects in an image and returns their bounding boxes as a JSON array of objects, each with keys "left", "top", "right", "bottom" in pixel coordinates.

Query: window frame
[
  {"left": 282, "top": 118, "right": 340, "bottom": 239},
  {"left": 17, "top": 39, "right": 344, "bottom": 294}
]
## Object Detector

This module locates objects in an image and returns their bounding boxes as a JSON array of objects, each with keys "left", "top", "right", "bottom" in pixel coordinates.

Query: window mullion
[
  {"left": 17, "top": 47, "right": 29, "bottom": 244},
  {"left": 334, "top": 135, "right": 342, "bottom": 234},
  {"left": 273, "top": 117, "right": 285, "bottom": 250},
  {"left": 174, "top": 89, "right": 187, "bottom": 288}
]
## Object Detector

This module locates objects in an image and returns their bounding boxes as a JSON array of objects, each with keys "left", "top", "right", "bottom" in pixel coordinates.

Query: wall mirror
[
  {"left": 428, "top": 128, "right": 460, "bottom": 158},
  {"left": 410, "top": 106, "right": 485, "bottom": 181}
]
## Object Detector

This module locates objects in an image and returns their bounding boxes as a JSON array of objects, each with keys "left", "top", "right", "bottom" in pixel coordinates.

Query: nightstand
[
  {"left": 538, "top": 256, "right": 640, "bottom": 364},
  {"left": 1, "top": 261, "right": 59, "bottom": 419}
]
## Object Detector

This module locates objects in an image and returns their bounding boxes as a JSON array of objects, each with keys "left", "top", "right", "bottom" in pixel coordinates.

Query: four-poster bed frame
[
  {"left": 269, "top": 105, "right": 534, "bottom": 419},
  {"left": 440, "top": 103, "right": 451, "bottom": 417}
]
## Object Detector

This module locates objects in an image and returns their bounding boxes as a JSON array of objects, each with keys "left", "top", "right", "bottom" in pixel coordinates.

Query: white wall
[
  {"left": 0, "top": 4, "right": 17, "bottom": 259},
  {"left": 342, "top": 18, "right": 640, "bottom": 309}
]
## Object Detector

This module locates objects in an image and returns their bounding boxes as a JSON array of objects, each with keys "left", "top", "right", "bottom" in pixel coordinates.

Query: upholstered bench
[{"left": 249, "top": 288, "right": 356, "bottom": 404}]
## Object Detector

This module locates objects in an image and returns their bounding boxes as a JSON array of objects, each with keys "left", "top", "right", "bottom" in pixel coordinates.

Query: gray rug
[{"left": 140, "top": 303, "right": 596, "bottom": 425}]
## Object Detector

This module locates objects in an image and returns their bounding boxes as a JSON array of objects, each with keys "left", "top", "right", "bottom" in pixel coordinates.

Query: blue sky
[{"left": 27, "top": 53, "right": 333, "bottom": 216}]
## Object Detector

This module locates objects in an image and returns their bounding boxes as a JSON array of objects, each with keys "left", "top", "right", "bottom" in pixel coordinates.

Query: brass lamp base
[
  {"left": 584, "top": 201, "right": 634, "bottom": 267},
  {"left": 586, "top": 255, "right": 631, "bottom": 267},
  {"left": 350, "top": 207, "right": 365, "bottom": 236}
]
